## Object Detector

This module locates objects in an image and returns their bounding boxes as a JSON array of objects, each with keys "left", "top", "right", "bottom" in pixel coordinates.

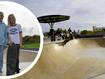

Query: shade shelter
[{"left": 37, "top": 15, "right": 70, "bottom": 41}]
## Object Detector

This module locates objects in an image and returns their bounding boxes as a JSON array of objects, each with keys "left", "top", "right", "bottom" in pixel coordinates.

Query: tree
[{"left": 80, "top": 30, "right": 88, "bottom": 35}]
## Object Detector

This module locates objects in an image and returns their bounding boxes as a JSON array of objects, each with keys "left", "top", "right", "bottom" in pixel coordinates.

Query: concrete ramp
[{"left": 17, "top": 38, "right": 105, "bottom": 79}]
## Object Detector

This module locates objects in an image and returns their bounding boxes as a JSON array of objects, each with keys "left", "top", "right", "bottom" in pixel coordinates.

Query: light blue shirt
[{"left": 0, "top": 22, "right": 7, "bottom": 46}]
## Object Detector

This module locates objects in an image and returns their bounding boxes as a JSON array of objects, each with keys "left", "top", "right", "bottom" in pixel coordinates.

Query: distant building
[
  {"left": 93, "top": 26, "right": 105, "bottom": 31},
  {"left": 93, "top": 26, "right": 105, "bottom": 36}
]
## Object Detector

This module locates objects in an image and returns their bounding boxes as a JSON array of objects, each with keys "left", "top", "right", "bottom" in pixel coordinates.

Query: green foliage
[
  {"left": 23, "top": 42, "right": 40, "bottom": 48},
  {"left": 80, "top": 30, "right": 105, "bottom": 35},
  {"left": 23, "top": 35, "right": 40, "bottom": 44},
  {"left": 23, "top": 35, "right": 40, "bottom": 48},
  {"left": 80, "top": 30, "right": 88, "bottom": 35}
]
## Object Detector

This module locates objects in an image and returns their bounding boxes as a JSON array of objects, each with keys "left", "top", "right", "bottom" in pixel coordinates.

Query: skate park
[{"left": 16, "top": 15, "right": 105, "bottom": 79}]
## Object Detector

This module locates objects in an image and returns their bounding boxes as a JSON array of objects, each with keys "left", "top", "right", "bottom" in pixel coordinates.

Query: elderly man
[{"left": 0, "top": 12, "right": 7, "bottom": 74}]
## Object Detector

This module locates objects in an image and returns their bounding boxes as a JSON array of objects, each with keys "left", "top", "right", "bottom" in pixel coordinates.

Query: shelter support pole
[{"left": 48, "top": 23, "right": 56, "bottom": 41}]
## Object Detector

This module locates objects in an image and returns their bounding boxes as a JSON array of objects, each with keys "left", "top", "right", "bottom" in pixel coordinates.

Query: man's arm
[{"left": 4, "top": 25, "right": 8, "bottom": 45}]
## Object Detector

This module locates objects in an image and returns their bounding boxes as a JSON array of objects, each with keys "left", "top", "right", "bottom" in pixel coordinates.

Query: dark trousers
[{"left": 6, "top": 44, "right": 20, "bottom": 76}]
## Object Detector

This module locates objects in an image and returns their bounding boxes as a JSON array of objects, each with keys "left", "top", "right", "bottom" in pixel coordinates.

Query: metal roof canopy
[{"left": 37, "top": 15, "right": 70, "bottom": 28}]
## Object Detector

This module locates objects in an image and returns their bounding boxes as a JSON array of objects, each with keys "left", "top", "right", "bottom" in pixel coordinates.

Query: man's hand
[
  {"left": 9, "top": 40, "right": 14, "bottom": 46},
  {"left": 20, "top": 44, "right": 24, "bottom": 48}
]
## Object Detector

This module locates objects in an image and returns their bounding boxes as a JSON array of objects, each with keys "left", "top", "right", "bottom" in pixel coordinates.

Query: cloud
[
  {"left": 0, "top": 1, "right": 40, "bottom": 35},
  {"left": 4, "top": 0, "right": 105, "bottom": 32}
]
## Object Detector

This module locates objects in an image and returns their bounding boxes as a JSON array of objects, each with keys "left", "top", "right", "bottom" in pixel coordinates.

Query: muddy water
[
  {"left": 80, "top": 47, "right": 105, "bottom": 59},
  {"left": 17, "top": 38, "right": 105, "bottom": 79}
]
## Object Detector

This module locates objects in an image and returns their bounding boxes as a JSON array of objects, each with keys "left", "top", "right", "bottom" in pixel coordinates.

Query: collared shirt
[{"left": 0, "top": 22, "right": 7, "bottom": 46}]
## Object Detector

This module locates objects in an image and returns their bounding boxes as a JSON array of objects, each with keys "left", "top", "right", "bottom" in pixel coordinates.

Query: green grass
[{"left": 23, "top": 42, "right": 40, "bottom": 48}]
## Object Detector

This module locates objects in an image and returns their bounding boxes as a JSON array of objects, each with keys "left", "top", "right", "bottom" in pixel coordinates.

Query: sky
[
  {"left": 2, "top": 0, "right": 105, "bottom": 32},
  {"left": 0, "top": 1, "right": 41, "bottom": 36}
]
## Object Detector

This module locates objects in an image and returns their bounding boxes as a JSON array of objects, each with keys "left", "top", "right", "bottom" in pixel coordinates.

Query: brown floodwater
[{"left": 17, "top": 38, "right": 105, "bottom": 79}]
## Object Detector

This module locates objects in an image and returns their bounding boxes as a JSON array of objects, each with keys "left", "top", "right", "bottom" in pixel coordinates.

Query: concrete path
[{"left": 1, "top": 49, "right": 37, "bottom": 76}]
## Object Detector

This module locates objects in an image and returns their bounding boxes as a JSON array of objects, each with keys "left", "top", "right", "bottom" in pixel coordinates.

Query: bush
[
  {"left": 23, "top": 35, "right": 40, "bottom": 44},
  {"left": 80, "top": 30, "right": 88, "bottom": 35}
]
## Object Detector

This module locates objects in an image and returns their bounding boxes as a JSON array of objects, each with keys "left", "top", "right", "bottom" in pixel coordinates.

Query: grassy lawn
[{"left": 23, "top": 42, "right": 40, "bottom": 48}]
